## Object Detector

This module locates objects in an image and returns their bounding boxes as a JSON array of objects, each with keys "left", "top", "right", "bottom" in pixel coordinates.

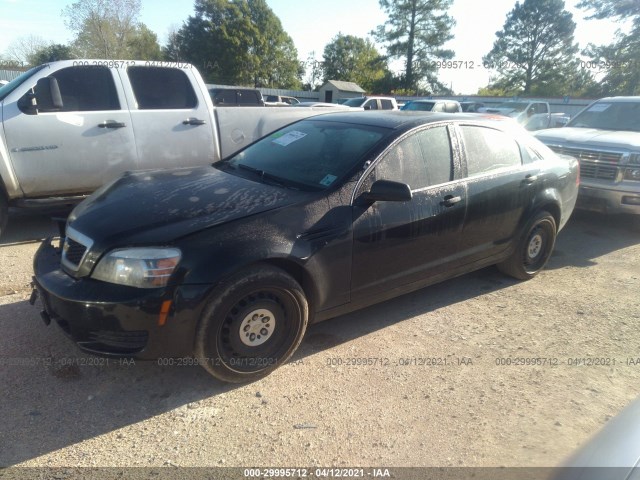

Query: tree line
[{"left": 1, "top": 0, "right": 638, "bottom": 97}]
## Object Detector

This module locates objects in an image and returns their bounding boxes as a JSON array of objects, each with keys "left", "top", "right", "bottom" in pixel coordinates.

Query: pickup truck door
[
  {"left": 121, "top": 66, "right": 217, "bottom": 170},
  {"left": 3, "top": 65, "right": 137, "bottom": 197},
  {"left": 523, "top": 102, "right": 550, "bottom": 131}
]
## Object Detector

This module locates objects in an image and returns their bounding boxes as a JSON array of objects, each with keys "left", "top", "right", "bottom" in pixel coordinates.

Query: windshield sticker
[
  {"left": 588, "top": 103, "right": 611, "bottom": 112},
  {"left": 272, "top": 130, "right": 307, "bottom": 146},
  {"left": 319, "top": 174, "right": 337, "bottom": 186}
]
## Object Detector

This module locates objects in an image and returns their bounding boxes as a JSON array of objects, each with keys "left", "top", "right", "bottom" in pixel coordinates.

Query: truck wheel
[
  {"left": 0, "top": 195, "right": 7, "bottom": 239},
  {"left": 195, "top": 264, "right": 308, "bottom": 383},
  {"left": 497, "top": 211, "right": 557, "bottom": 280}
]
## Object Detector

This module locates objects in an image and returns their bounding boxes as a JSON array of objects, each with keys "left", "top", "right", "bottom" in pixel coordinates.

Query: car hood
[
  {"left": 535, "top": 127, "right": 640, "bottom": 150},
  {"left": 68, "top": 166, "right": 306, "bottom": 246}
]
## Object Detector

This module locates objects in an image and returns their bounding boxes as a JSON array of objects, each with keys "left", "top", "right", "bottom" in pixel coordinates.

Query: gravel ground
[{"left": 0, "top": 209, "right": 639, "bottom": 475}]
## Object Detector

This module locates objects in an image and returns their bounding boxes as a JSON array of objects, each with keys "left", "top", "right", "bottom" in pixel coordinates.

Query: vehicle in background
[
  {"left": 401, "top": 99, "right": 462, "bottom": 113},
  {"left": 481, "top": 100, "right": 568, "bottom": 131},
  {"left": 342, "top": 96, "right": 399, "bottom": 110},
  {"left": 460, "top": 101, "right": 485, "bottom": 112},
  {"left": 208, "top": 87, "right": 265, "bottom": 106},
  {"left": 33, "top": 111, "right": 579, "bottom": 383},
  {"left": 264, "top": 95, "right": 300, "bottom": 106},
  {"left": 535, "top": 96, "right": 640, "bottom": 216},
  {"left": 0, "top": 60, "right": 334, "bottom": 237},
  {"left": 293, "top": 101, "right": 358, "bottom": 109}
]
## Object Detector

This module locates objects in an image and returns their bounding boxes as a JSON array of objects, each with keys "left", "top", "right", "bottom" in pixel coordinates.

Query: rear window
[
  {"left": 460, "top": 126, "right": 522, "bottom": 175},
  {"left": 128, "top": 67, "right": 197, "bottom": 109}
]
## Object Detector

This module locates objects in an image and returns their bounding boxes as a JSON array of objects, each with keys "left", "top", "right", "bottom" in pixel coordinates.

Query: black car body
[{"left": 33, "top": 112, "right": 579, "bottom": 382}]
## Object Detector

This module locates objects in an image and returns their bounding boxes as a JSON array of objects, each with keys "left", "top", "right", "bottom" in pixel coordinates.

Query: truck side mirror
[{"left": 35, "top": 77, "right": 63, "bottom": 111}]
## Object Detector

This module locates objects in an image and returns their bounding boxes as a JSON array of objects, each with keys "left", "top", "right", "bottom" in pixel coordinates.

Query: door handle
[
  {"left": 98, "top": 121, "right": 126, "bottom": 129},
  {"left": 524, "top": 174, "right": 538, "bottom": 184},
  {"left": 182, "top": 118, "right": 206, "bottom": 126},
  {"left": 441, "top": 195, "right": 462, "bottom": 207}
]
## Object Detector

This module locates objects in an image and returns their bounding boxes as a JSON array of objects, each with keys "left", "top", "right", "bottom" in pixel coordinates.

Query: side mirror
[
  {"left": 360, "top": 180, "right": 412, "bottom": 203},
  {"left": 35, "top": 77, "right": 63, "bottom": 111}
]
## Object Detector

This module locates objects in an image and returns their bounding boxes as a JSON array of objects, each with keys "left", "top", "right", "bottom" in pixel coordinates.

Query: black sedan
[{"left": 32, "top": 112, "right": 579, "bottom": 383}]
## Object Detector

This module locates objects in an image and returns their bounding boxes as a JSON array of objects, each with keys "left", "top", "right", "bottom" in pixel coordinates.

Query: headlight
[
  {"left": 624, "top": 168, "right": 640, "bottom": 181},
  {"left": 91, "top": 248, "right": 181, "bottom": 288}
]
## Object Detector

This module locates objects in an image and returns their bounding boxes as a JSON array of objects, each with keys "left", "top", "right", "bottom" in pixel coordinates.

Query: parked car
[
  {"left": 0, "top": 60, "right": 330, "bottom": 237},
  {"left": 264, "top": 95, "right": 300, "bottom": 106},
  {"left": 535, "top": 96, "right": 640, "bottom": 216},
  {"left": 293, "top": 101, "right": 357, "bottom": 109},
  {"left": 208, "top": 87, "right": 265, "bottom": 106},
  {"left": 32, "top": 111, "right": 579, "bottom": 383},
  {"left": 460, "top": 101, "right": 485, "bottom": 112},
  {"left": 401, "top": 99, "right": 462, "bottom": 113},
  {"left": 481, "top": 101, "right": 569, "bottom": 130},
  {"left": 342, "top": 96, "right": 399, "bottom": 110}
]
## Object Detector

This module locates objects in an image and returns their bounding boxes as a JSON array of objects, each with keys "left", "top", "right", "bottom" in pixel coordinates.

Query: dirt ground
[{"left": 0, "top": 208, "right": 639, "bottom": 475}]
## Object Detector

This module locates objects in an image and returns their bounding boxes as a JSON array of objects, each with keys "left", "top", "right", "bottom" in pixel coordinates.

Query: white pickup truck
[
  {"left": 0, "top": 60, "right": 329, "bottom": 237},
  {"left": 481, "top": 100, "right": 569, "bottom": 131}
]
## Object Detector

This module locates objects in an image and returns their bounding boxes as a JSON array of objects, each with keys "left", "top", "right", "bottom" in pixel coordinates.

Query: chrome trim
[{"left": 61, "top": 226, "right": 94, "bottom": 274}]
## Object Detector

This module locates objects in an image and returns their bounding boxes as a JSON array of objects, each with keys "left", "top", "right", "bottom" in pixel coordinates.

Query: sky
[{"left": 0, "top": 0, "right": 623, "bottom": 94}]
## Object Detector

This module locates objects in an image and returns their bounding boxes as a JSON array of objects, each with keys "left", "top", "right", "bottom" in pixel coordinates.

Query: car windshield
[
  {"left": 493, "top": 102, "right": 529, "bottom": 111},
  {"left": 0, "top": 65, "right": 47, "bottom": 101},
  {"left": 566, "top": 101, "right": 640, "bottom": 132},
  {"left": 401, "top": 101, "right": 435, "bottom": 111},
  {"left": 343, "top": 97, "right": 366, "bottom": 107},
  {"left": 218, "top": 119, "right": 389, "bottom": 191}
]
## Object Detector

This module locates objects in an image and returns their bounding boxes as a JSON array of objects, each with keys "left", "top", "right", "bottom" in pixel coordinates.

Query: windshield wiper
[{"left": 236, "top": 164, "right": 298, "bottom": 189}]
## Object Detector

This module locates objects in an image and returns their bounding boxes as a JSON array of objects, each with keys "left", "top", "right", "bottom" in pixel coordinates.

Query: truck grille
[{"left": 548, "top": 146, "right": 622, "bottom": 181}]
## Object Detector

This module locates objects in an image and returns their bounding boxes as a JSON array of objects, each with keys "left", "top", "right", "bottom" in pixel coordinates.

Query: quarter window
[
  {"left": 459, "top": 126, "right": 522, "bottom": 176},
  {"left": 128, "top": 67, "right": 197, "bottom": 109}
]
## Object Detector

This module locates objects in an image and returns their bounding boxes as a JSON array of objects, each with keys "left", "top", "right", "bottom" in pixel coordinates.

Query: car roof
[
  {"left": 596, "top": 96, "right": 640, "bottom": 102},
  {"left": 305, "top": 110, "right": 511, "bottom": 130}
]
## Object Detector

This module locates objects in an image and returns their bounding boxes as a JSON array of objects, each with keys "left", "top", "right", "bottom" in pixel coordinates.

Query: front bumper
[
  {"left": 32, "top": 238, "right": 208, "bottom": 359},
  {"left": 577, "top": 184, "right": 640, "bottom": 215}
]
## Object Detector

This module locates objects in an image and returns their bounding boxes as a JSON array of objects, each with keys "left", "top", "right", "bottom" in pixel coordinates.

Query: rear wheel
[
  {"left": 195, "top": 265, "right": 308, "bottom": 383},
  {"left": 498, "top": 211, "right": 557, "bottom": 280}
]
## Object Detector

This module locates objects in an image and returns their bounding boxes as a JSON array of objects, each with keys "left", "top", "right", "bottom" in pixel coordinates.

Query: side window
[
  {"left": 366, "top": 100, "right": 379, "bottom": 110},
  {"left": 375, "top": 134, "right": 428, "bottom": 190},
  {"left": 416, "top": 126, "right": 453, "bottom": 185},
  {"left": 380, "top": 99, "right": 393, "bottom": 109},
  {"left": 459, "top": 126, "right": 522, "bottom": 176},
  {"left": 536, "top": 102, "right": 548, "bottom": 114},
  {"left": 34, "top": 66, "right": 120, "bottom": 112},
  {"left": 212, "top": 89, "right": 236, "bottom": 105},
  {"left": 128, "top": 67, "right": 197, "bottom": 109}
]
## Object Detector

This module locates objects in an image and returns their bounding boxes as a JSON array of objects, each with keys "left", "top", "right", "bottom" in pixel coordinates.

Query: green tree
[
  {"left": 62, "top": 0, "right": 162, "bottom": 59},
  {"left": 4, "top": 35, "right": 48, "bottom": 65},
  {"left": 175, "top": 0, "right": 301, "bottom": 88},
  {"left": 483, "top": 0, "right": 584, "bottom": 96},
  {"left": 373, "top": 0, "right": 455, "bottom": 94},
  {"left": 128, "top": 24, "right": 163, "bottom": 60},
  {"left": 322, "top": 34, "right": 389, "bottom": 93},
  {"left": 29, "top": 44, "right": 75, "bottom": 65},
  {"left": 578, "top": 0, "right": 640, "bottom": 95}
]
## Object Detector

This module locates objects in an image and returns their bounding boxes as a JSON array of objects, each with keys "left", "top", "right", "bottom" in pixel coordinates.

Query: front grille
[
  {"left": 548, "top": 145, "right": 623, "bottom": 181},
  {"left": 63, "top": 238, "right": 87, "bottom": 267}
]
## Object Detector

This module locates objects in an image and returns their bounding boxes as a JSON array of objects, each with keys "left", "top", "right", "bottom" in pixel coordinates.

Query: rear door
[
  {"left": 3, "top": 65, "right": 136, "bottom": 196},
  {"left": 351, "top": 124, "right": 467, "bottom": 301},
  {"left": 123, "top": 66, "right": 216, "bottom": 170},
  {"left": 454, "top": 124, "right": 540, "bottom": 263}
]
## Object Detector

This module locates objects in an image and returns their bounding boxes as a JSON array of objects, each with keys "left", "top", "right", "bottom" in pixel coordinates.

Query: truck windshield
[
  {"left": 0, "top": 65, "right": 47, "bottom": 101},
  {"left": 567, "top": 101, "right": 640, "bottom": 132},
  {"left": 218, "top": 119, "right": 388, "bottom": 191}
]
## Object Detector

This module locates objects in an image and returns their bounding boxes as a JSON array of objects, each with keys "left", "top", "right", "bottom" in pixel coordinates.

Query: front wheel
[
  {"left": 195, "top": 264, "right": 308, "bottom": 383},
  {"left": 498, "top": 211, "right": 557, "bottom": 280}
]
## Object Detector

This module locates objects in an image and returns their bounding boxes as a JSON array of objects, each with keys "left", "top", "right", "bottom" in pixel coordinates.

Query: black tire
[
  {"left": 195, "top": 264, "right": 308, "bottom": 383},
  {"left": 0, "top": 194, "right": 7, "bottom": 239},
  {"left": 497, "top": 211, "right": 557, "bottom": 280}
]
